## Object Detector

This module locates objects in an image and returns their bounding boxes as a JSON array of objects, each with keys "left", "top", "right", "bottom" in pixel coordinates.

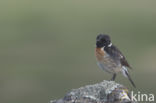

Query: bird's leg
[{"left": 110, "top": 74, "right": 116, "bottom": 81}]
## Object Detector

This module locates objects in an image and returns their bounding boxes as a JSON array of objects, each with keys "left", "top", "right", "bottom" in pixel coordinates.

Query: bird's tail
[{"left": 122, "top": 67, "right": 136, "bottom": 88}]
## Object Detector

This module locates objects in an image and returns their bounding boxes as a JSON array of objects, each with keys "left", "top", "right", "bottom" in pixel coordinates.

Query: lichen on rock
[{"left": 50, "top": 80, "right": 136, "bottom": 103}]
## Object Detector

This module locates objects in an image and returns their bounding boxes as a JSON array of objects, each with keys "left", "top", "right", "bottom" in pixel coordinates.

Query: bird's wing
[
  {"left": 104, "top": 45, "right": 132, "bottom": 69},
  {"left": 120, "top": 55, "right": 132, "bottom": 69}
]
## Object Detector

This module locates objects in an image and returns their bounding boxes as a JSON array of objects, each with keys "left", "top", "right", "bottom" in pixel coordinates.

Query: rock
[{"left": 50, "top": 80, "right": 137, "bottom": 103}]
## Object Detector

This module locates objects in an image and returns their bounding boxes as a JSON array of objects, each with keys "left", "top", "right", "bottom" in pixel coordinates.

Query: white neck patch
[
  {"left": 108, "top": 43, "right": 112, "bottom": 47},
  {"left": 101, "top": 47, "right": 105, "bottom": 51}
]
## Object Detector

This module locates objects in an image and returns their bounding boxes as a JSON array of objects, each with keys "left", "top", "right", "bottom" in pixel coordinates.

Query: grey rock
[{"left": 50, "top": 80, "right": 137, "bottom": 103}]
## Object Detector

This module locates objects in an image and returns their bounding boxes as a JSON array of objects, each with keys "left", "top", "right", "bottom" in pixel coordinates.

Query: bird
[{"left": 95, "top": 34, "right": 136, "bottom": 88}]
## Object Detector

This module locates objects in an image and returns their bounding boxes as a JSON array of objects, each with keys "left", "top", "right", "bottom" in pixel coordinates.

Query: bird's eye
[{"left": 102, "top": 39, "right": 106, "bottom": 42}]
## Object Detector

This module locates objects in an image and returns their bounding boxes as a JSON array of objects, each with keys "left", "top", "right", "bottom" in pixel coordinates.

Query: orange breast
[
  {"left": 95, "top": 47, "right": 122, "bottom": 73},
  {"left": 95, "top": 48, "right": 106, "bottom": 61}
]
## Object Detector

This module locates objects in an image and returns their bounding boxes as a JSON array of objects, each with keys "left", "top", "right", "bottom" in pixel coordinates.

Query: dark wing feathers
[
  {"left": 104, "top": 45, "right": 132, "bottom": 69},
  {"left": 120, "top": 56, "right": 132, "bottom": 69}
]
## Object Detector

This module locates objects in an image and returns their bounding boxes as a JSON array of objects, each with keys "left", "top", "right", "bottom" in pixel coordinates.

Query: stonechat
[{"left": 95, "top": 34, "right": 136, "bottom": 88}]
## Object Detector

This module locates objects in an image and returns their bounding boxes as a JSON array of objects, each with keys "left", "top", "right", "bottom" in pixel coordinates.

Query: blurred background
[{"left": 0, "top": 0, "right": 156, "bottom": 103}]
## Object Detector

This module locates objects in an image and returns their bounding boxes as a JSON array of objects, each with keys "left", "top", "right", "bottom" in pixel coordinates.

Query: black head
[{"left": 96, "top": 34, "right": 111, "bottom": 48}]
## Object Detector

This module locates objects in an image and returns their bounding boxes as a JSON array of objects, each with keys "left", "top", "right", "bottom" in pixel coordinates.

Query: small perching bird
[{"left": 95, "top": 34, "right": 136, "bottom": 88}]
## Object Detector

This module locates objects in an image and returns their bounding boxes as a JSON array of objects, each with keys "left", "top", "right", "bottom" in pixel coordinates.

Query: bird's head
[{"left": 96, "top": 34, "right": 112, "bottom": 48}]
